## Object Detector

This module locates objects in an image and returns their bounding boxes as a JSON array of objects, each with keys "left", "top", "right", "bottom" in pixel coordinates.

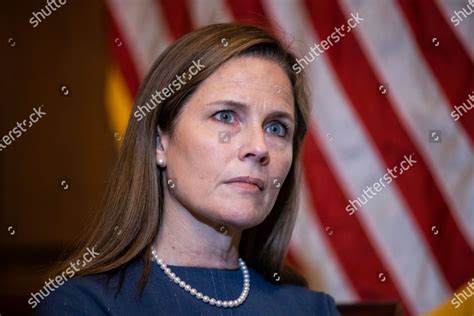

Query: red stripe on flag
[
  {"left": 226, "top": 0, "right": 272, "bottom": 28},
  {"left": 157, "top": 0, "right": 194, "bottom": 40},
  {"left": 107, "top": 7, "right": 141, "bottom": 97},
  {"left": 305, "top": 0, "right": 474, "bottom": 291},
  {"left": 397, "top": 0, "right": 474, "bottom": 144},
  {"left": 302, "top": 132, "right": 408, "bottom": 306}
]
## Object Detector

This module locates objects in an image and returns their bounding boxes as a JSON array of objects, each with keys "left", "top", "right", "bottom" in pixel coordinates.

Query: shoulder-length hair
[{"left": 55, "top": 22, "right": 311, "bottom": 292}]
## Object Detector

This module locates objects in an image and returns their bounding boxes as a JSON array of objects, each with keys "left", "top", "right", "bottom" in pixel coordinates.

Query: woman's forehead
[
  {"left": 193, "top": 57, "right": 294, "bottom": 113},
  {"left": 212, "top": 56, "right": 291, "bottom": 87}
]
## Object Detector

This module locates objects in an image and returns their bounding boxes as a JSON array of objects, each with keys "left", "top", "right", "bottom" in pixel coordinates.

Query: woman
[{"left": 36, "top": 23, "right": 340, "bottom": 315}]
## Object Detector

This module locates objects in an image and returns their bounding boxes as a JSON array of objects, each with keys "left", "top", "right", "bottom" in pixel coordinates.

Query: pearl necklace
[{"left": 151, "top": 249, "right": 250, "bottom": 308}]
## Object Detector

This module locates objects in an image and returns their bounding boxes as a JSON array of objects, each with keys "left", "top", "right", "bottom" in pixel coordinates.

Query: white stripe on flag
[
  {"left": 108, "top": 0, "right": 171, "bottom": 78},
  {"left": 341, "top": 0, "right": 474, "bottom": 246},
  {"left": 189, "top": 0, "right": 233, "bottom": 27}
]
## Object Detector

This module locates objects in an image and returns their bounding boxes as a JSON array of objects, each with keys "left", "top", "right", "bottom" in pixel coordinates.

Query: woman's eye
[
  {"left": 266, "top": 122, "right": 288, "bottom": 137},
  {"left": 213, "top": 111, "right": 289, "bottom": 138},
  {"left": 214, "top": 110, "right": 235, "bottom": 124}
]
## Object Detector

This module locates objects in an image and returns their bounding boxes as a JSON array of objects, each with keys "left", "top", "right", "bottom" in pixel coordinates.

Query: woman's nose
[{"left": 237, "top": 125, "right": 270, "bottom": 166}]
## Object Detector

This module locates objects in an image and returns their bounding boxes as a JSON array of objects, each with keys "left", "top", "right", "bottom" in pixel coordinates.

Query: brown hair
[{"left": 55, "top": 22, "right": 311, "bottom": 292}]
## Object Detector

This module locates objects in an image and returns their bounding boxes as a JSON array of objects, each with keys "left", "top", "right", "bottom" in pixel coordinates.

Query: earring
[{"left": 157, "top": 159, "right": 164, "bottom": 166}]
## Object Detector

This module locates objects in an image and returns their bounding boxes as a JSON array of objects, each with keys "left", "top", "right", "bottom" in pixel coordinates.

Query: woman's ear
[{"left": 156, "top": 126, "right": 168, "bottom": 167}]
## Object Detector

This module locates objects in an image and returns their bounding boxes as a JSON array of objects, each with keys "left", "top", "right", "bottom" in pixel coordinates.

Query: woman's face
[{"left": 158, "top": 56, "right": 295, "bottom": 231}]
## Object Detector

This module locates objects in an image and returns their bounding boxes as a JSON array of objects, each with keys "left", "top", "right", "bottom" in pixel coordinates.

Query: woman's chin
[{"left": 216, "top": 207, "right": 266, "bottom": 230}]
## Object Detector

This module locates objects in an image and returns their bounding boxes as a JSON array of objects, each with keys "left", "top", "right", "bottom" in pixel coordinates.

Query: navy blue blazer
[{"left": 34, "top": 257, "right": 341, "bottom": 315}]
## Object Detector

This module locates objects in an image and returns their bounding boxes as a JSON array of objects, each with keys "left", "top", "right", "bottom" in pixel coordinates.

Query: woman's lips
[
  {"left": 226, "top": 181, "right": 261, "bottom": 192},
  {"left": 225, "top": 176, "right": 264, "bottom": 190}
]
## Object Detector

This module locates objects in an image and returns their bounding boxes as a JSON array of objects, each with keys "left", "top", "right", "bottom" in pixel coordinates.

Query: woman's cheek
[
  {"left": 196, "top": 142, "right": 221, "bottom": 178},
  {"left": 273, "top": 145, "right": 292, "bottom": 170}
]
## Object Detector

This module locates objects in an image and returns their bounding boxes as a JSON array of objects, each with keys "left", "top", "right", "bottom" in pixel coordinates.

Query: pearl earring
[{"left": 158, "top": 159, "right": 164, "bottom": 166}]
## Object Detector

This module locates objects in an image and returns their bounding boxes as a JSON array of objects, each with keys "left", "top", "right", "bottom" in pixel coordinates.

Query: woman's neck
[{"left": 153, "top": 198, "right": 242, "bottom": 269}]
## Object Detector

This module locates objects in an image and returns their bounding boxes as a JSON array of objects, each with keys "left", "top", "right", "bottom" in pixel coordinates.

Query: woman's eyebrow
[
  {"left": 205, "top": 100, "right": 295, "bottom": 124},
  {"left": 267, "top": 111, "right": 295, "bottom": 125}
]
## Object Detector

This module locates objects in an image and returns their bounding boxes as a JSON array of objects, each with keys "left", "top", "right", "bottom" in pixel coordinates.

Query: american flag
[{"left": 105, "top": 1, "right": 474, "bottom": 315}]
